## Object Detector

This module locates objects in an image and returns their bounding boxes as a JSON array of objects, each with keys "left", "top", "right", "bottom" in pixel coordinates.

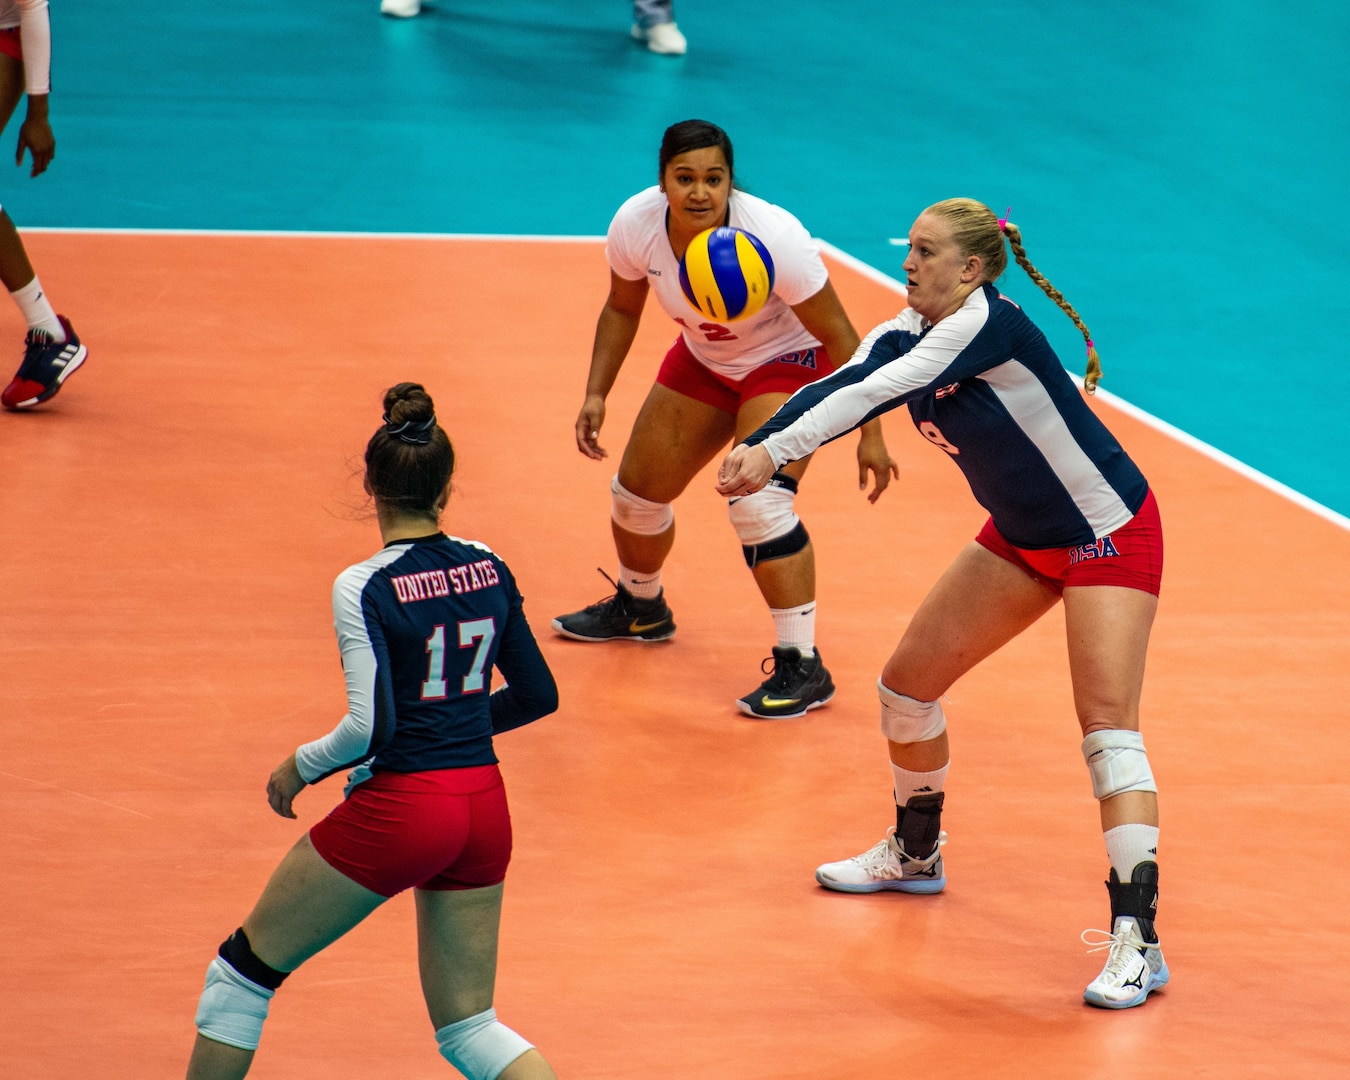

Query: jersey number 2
[{"left": 421, "top": 618, "right": 497, "bottom": 700}]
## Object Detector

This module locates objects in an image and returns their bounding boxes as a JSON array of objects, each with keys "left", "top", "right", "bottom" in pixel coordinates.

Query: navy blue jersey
[
  {"left": 295, "top": 533, "right": 557, "bottom": 785},
  {"left": 744, "top": 284, "right": 1149, "bottom": 549}
]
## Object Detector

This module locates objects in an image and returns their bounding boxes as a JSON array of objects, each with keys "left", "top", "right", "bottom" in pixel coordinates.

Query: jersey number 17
[{"left": 421, "top": 619, "right": 497, "bottom": 700}]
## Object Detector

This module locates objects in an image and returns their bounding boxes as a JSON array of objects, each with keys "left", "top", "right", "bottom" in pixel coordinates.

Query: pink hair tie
[{"left": 997, "top": 207, "right": 1011, "bottom": 233}]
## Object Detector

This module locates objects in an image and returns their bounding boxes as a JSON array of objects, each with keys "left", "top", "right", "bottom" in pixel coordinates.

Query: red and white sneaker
[{"left": 2, "top": 315, "right": 88, "bottom": 409}]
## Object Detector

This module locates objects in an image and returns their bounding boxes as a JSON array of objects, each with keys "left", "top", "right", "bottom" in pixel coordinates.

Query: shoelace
[
  {"left": 581, "top": 568, "right": 628, "bottom": 613},
  {"left": 851, "top": 829, "right": 947, "bottom": 877},
  {"left": 851, "top": 836, "right": 903, "bottom": 877},
  {"left": 1080, "top": 924, "right": 1160, "bottom": 979},
  {"left": 757, "top": 652, "right": 803, "bottom": 691},
  {"left": 582, "top": 568, "right": 666, "bottom": 619}
]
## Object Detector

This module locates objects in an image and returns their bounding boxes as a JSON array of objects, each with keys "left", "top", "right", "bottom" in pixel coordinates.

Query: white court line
[
  {"left": 1086, "top": 389, "right": 1350, "bottom": 531},
  {"left": 0, "top": 770, "right": 153, "bottom": 818},
  {"left": 23, "top": 227, "right": 1347, "bottom": 532},
  {"left": 817, "top": 239, "right": 1350, "bottom": 533},
  {"left": 21, "top": 226, "right": 604, "bottom": 242},
  {"left": 818, "top": 239, "right": 910, "bottom": 295}
]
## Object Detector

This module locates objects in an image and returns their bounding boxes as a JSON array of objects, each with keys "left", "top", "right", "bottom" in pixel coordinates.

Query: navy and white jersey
[
  {"left": 295, "top": 533, "right": 558, "bottom": 786},
  {"left": 744, "top": 284, "right": 1149, "bottom": 549}
]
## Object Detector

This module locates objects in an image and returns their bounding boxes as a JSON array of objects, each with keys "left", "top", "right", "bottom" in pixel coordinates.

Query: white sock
[
  {"left": 10, "top": 277, "right": 64, "bottom": 340},
  {"left": 1103, "top": 823, "right": 1159, "bottom": 881},
  {"left": 771, "top": 601, "right": 815, "bottom": 655},
  {"left": 617, "top": 563, "right": 661, "bottom": 600},
  {"left": 890, "top": 761, "right": 948, "bottom": 805}
]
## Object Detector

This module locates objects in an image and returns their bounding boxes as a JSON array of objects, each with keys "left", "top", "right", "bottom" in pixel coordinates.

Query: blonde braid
[{"left": 1002, "top": 223, "right": 1103, "bottom": 394}]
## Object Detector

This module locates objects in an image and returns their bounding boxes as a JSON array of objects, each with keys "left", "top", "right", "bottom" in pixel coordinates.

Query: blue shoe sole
[
  {"left": 1083, "top": 963, "right": 1170, "bottom": 1009},
  {"left": 814, "top": 871, "right": 945, "bottom": 895}
]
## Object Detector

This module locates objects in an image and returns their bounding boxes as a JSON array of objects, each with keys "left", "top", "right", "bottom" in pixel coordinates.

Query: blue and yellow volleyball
[{"left": 678, "top": 226, "right": 776, "bottom": 322}]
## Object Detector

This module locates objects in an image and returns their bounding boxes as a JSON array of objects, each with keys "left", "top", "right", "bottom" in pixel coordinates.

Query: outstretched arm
[{"left": 790, "top": 281, "right": 898, "bottom": 502}]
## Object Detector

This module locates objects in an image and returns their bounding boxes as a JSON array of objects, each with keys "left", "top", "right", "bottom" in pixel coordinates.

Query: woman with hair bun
[
  {"left": 185, "top": 384, "right": 559, "bottom": 1080},
  {"left": 718, "top": 199, "right": 1170, "bottom": 1009},
  {"left": 553, "top": 118, "right": 898, "bottom": 721}
]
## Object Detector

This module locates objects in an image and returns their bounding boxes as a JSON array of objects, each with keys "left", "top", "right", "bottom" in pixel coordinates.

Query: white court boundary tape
[
  {"left": 22, "top": 227, "right": 1347, "bottom": 533},
  {"left": 816, "top": 238, "right": 1349, "bottom": 534}
]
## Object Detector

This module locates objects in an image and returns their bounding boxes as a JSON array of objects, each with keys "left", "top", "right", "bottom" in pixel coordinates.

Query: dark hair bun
[{"left": 383, "top": 382, "right": 435, "bottom": 427}]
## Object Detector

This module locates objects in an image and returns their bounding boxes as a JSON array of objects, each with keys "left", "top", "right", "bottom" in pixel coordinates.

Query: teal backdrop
[{"left": 10, "top": 0, "right": 1349, "bottom": 514}]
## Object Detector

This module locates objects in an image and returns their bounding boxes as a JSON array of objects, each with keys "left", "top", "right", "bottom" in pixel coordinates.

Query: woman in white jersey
[
  {"left": 552, "top": 119, "right": 897, "bottom": 720},
  {"left": 0, "top": 0, "right": 88, "bottom": 410}
]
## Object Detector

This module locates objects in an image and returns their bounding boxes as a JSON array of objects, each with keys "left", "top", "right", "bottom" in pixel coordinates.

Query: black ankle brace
[
  {"left": 895, "top": 791, "right": 944, "bottom": 858},
  {"left": 1106, "top": 861, "right": 1159, "bottom": 942}
]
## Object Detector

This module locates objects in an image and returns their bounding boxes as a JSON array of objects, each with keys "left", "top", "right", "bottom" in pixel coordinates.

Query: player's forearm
[{"left": 585, "top": 305, "right": 641, "bottom": 398}]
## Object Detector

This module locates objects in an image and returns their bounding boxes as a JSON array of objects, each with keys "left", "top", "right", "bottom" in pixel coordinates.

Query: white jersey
[
  {"left": 0, "top": 0, "right": 52, "bottom": 96},
  {"left": 606, "top": 186, "right": 830, "bottom": 378}
]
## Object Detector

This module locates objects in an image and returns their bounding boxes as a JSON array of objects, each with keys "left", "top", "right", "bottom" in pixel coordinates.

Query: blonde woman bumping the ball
[
  {"left": 553, "top": 118, "right": 898, "bottom": 721},
  {"left": 718, "top": 199, "right": 1170, "bottom": 1009}
]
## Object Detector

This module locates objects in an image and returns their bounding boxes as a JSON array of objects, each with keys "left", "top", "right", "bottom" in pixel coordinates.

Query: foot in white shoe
[
  {"left": 381, "top": 0, "right": 421, "bottom": 17},
  {"left": 631, "top": 20, "right": 687, "bottom": 55},
  {"left": 814, "top": 827, "right": 947, "bottom": 894},
  {"left": 1081, "top": 916, "right": 1170, "bottom": 1008}
]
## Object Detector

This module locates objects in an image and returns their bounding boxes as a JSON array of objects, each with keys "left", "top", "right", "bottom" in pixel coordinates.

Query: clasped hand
[{"left": 716, "top": 443, "right": 776, "bottom": 497}]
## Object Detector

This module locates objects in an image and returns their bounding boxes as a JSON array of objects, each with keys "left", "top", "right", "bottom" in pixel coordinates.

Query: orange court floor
[{"left": 1, "top": 233, "right": 1347, "bottom": 1079}]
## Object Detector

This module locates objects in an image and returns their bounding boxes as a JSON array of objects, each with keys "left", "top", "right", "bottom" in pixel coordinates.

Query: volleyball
[{"left": 679, "top": 226, "right": 776, "bottom": 322}]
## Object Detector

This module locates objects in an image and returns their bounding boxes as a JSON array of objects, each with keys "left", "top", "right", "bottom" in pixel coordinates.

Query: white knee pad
[
  {"left": 879, "top": 681, "right": 947, "bottom": 743},
  {"left": 727, "top": 479, "right": 798, "bottom": 545},
  {"left": 435, "top": 1008, "right": 534, "bottom": 1080},
  {"left": 611, "top": 476, "right": 673, "bottom": 535},
  {"left": 194, "top": 957, "right": 275, "bottom": 1051},
  {"left": 1081, "top": 729, "right": 1157, "bottom": 800}
]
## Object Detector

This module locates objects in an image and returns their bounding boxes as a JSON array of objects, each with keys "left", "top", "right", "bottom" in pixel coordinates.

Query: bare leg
[
  {"left": 612, "top": 382, "right": 735, "bottom": 572},
  {"left": 0, "top": 209, "right": 35, "bottom": 292},
  {"left": 415, "top": 885, "right": 557, "bottom": 1080},
  {"left": 1063, "top": 584, "right": 1160, "bottom": 831},
  {"left": 185, "top": 835, "right": 387, "bottom": 1080},
  {"left": 881, "top": 542, "right": 1059, "bottom": 769},
  {"left": 0, "top": 56, "right": 37, "bottom": 294},
  {"left": 0, "top": 53, "right": 22, "bottom": 127}
]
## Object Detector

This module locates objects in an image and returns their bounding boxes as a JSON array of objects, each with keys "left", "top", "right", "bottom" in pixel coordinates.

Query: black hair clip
[{"left": 383, "top": 413, "right": 437, "bottom": 445}]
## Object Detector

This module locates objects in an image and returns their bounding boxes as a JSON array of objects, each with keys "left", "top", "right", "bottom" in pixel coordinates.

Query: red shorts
[
  {"left": 309, "top": 765, "right": 512, "bottom": 897},
  {"left": 655, "top": 335, "right": 835, "bottom": 413},
  {"left": 0, "top": 29, "right": 20, "bottom": 62},
  {"left": 975, "top": 489, "right": 1164, "bottom": 596}
]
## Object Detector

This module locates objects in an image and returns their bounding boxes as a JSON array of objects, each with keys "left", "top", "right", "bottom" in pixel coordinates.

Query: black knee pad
[
  {"left": 743, "top": 521, "right": 810, "bottom": 568},
  {"left": 219, "top": 928, "right": 290, "bottom": 991}
]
